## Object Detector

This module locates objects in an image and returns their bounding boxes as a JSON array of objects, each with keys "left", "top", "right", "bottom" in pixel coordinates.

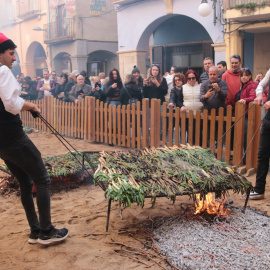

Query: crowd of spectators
[{"left": 18, "top": 54, "right": 261, "bottom": 118}]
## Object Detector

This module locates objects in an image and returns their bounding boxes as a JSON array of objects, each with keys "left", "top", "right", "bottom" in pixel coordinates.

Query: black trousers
[
  {"left": 255, "top": 118, "right": 270, "bottom": 194},
  {"left": 0, "top": 136, "right": 52, "bottom": 232}
]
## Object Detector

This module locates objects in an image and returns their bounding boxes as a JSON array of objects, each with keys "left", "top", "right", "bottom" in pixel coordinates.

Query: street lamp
[
  {"left": 32, "top": 26, "right": 52, "bottom": 71},
  {"left": 32, "top": 26, "right": 46, "bottom": 31},
  {"left": 198, "top": 0, "right": 217, "bottom": 25},
  {"left": 198, "top": 0, "right": 212, "bottom": 17}
]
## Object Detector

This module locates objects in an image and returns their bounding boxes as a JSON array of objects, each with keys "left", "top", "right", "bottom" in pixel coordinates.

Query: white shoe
[{"left": 249, "top": 191, "right": 265, "bottom": 200}]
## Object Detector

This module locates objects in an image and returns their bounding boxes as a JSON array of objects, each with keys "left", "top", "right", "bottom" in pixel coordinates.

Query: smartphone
[{"left": 208, "top": 85, "right": 214, "bottom": 92}]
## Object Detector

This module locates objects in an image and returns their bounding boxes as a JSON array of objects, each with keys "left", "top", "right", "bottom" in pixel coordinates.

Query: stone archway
[
  {"left": 115, "top": 0, "right": 225, "bottom": 77},
  {"left": 87, "top": 50, "right": 118, "bottom": 77},
  {"left": 54, "top": 52, "right": 72, "bottom": 75},
  {"left": 26, "top": 42, "right": 48, "bottom": 77}
]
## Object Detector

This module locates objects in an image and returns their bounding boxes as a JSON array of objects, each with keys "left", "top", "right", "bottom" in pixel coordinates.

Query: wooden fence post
[
  {"left": 89, "top": 96, "right": 96, "bottom": 142},
  {"left": 217, "top": 107, "right": 224, "bottom": 161},
  {"left": 246, "top": 102, "right": 256, "bottom": 171},
  {"left": 150, "top": 99, "right": 161, "bottom": 148},
  {"left": 142, "top": 99, "right": 149, "bottom": 148},
  {"left": 209, "top": 109, "right": 216, "bottom": 154},
  {"left": 233, "top": 102, "right": 245, "bottom": 166},
  {"left": 252, "top": 104, "right": 262, "bottom": 169}
]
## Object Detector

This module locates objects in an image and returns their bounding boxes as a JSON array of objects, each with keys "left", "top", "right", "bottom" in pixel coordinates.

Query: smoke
[{"left": 0, "top": 3, "right": 15, "bottom": 29}]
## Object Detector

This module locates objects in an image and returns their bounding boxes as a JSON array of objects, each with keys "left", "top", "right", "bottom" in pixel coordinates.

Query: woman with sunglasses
[
  {"left": 143, "top": 64, "right": 168, "bottom": 105},
  {"left": 168, "top": 73, "right": 185, "bottom": 110},
  {"left": 182, "top": 70, "right": 203, "bottom": 144},
  {"left": 182, "top": 70, "right": 202, "bottom": 113}
]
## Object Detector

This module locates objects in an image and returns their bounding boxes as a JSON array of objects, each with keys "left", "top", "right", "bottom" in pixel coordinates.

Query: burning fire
[
  {"left": 0, "top": 177, "right": 6, "bottom": 189},
  {"left": 194, "top": 193, "right": 229, "bottom": 216}
]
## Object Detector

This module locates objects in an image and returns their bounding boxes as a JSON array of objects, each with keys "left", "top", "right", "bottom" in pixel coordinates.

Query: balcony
[
  {"left": 224, "top": 0, "right": 270, "bottom": 22},
  {"left": 16, "top": 0, "right": 41, "bottom": 19},
  {"left": 44, "top": 18, "right": 75, "bottom": 44}
]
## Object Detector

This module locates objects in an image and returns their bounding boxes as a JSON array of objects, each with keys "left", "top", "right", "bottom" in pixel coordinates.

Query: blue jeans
[
  {"left": 0, "top": 136, "right": 52, "bottom": 232},
  {"left": 109, "top": 100, "right": 121, "bottom": 107}
]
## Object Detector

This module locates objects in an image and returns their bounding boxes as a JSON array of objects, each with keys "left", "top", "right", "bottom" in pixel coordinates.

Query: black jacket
[
  {"left": 169, "top": 86, "right": 184, "bottom": 108},
  {"left": 104, "top": 80, "right": 124, "bottom": 103},
  {"left": 64, "top": 79, "right": 77, "bottom": 96},
  {"left": 143, "top": 77, "right": 168, "bottom": 105},
  {"left": 55, "top": 82, "right": 67, "bottom": 97},
  {"left": 89, "top": 89, "right": 106, "bottom": 102},
  {"left": 120, "top": 83, "right": 143, "bottom": 106}
]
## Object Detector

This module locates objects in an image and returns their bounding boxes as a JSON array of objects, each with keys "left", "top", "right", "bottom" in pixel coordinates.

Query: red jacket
[
  {"left": 222, "top": 70, "right": 241, "bottom": 108},
  {"left": 239, "top": 80, "right": 256, "bottom": 114}
]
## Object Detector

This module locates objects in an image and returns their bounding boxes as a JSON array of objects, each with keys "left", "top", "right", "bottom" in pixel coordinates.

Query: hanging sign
[{"left": 90, "top": 0, "right": 106, "bottom": 16}]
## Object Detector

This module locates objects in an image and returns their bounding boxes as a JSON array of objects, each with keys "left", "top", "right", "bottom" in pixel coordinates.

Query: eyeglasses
[
  {"left": 187, "top": 77, "right": 196, "bottom": 81},
  {"left": 175, "top": 79, "right": 181, "bottom": 82},
  {"left": 152, "top": 63, "right": 160, "bottom": 67},
  {"left": 231, "top": 54, "right": 241, "bottom": 61}
]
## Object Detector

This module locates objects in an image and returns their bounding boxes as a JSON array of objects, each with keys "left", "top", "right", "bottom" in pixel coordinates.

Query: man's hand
[
  {"left": 112, "top": 83, "right": 117, "bottom": 88},
  {"left": 212, "top": 83, "right": 220, "bottom": 92},
  {"left": 254, "top": 93, "right": 263, "bottom": 105},
  {"left": 168, "top": 103, "right": 174, "bottom": 107},
  {"left": 264, "top": 100, "right": 270, "bottom": 110},
  {"left": 22, "top": 101, "right": 41, "bottom": 114},
  {"left": 204, "top": 89, "right": 215, "bottom": 99},
  {"left": 75, "top": 99, "right": 79, "bottom": 104}
]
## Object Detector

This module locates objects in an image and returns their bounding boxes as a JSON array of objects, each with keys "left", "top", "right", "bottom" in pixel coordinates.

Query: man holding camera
[{"left": 200, "top": 66, "right": 228, "bottom": 113}]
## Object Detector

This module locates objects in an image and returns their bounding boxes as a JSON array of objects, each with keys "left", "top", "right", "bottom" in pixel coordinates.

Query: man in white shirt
[
  {"left": 250, "top": 69, "right": 270, "bottom": 200},
  {"left": 0, "top": 33, "right": 68, "bottom": 245},
  {"left": 36, "top": 70, "right": 56, "bottom": 98}
]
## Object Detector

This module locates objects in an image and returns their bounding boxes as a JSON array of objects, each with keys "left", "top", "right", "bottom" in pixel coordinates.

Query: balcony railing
[
  {"left": 16, "top": 0, "right": 41, "bottom": 18},
  {"left": 224, "top": 0, "right": 270, "bottom": 10},
  {"left": 44, "top": 18, "right": 75, "bottom": 44}
]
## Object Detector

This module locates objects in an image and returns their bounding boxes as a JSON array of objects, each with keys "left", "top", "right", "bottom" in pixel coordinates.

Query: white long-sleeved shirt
[
  {"left": 0, "top": 65, "right": 25, "bottom": 115},
  {"left": 256, "top": 68, "right": 270, "bottom": 96}
]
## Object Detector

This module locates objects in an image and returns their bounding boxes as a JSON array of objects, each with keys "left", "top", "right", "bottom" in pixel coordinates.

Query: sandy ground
[{"left": 0, "top": 132, "right": 269, "bottom": 270}]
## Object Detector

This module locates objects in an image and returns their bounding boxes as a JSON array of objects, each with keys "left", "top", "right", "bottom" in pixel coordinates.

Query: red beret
[{"left": 0, "top": 33, "right": 16, "bottom": 53}]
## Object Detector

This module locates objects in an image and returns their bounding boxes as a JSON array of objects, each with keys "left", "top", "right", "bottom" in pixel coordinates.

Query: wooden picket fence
[{"left": 21, "top": 96, "right": 262, "bottom": 172}]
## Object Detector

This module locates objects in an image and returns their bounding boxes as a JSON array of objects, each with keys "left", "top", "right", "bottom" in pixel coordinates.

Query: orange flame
[{"left": 194, "top": 193, "right": 229, "bottom": 216}]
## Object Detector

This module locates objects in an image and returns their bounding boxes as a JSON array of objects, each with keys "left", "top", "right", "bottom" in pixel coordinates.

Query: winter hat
[
  {"left": 0, "top": 33, "right": 16, "bottom": 53},
  {"left": 71, "top": 70, "right": 80, "bottom": 77},
  {"left": 132, "top": 65, "right": 140, "bottom": 74}
]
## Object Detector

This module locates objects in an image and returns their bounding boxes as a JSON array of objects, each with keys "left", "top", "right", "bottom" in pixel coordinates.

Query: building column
[
  {"left": 211, "top": 43, "right": 226, "bottom": 65},
  {"left": 224, "top": 28, "right": 244, "bottom": 67},
  {"left": 117, "top": 50, "right": 147, "bottom": 80},
  {"left": 70, "top": 55, "right": 88, "bottom": 72}
]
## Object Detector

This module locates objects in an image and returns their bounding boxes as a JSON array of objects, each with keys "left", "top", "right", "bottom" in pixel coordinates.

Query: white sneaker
[{"left": 249, "top": 191, "right": 265, "bottom": 200}]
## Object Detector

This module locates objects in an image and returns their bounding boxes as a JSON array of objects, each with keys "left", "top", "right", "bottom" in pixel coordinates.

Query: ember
[
  {"left": 194, "top": 193, "right": 229, "bottom": 216},
  {"left": 153, "top": 208, "right": 270, "bottom": 269}
]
